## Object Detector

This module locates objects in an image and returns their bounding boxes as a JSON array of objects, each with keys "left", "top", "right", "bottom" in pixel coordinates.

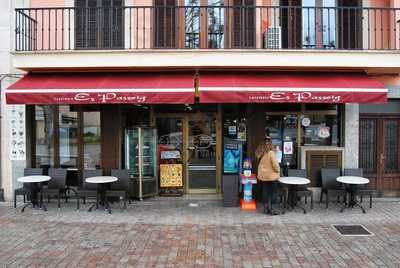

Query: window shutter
[
  {"left": 154, "top": 0, "right": 177, "bottom": 48},
  {"left": 232, "top": 0, "right": 255, "bottom": 48},
  {"left": 306, "top": 150, "right": 342, "bottom": 187}
]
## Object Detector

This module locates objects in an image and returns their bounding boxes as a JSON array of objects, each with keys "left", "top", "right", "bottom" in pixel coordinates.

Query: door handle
[{"left": 379, "top": 154, "right": 385, "bottom": 165}]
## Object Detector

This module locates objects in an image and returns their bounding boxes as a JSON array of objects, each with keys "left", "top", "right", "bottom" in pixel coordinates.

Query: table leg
[
  {"left": 340, "top": 186, "right": 366, "bottom": 213},
  {"left": 288, "top": 186, "right": 307, "bottom": 214}
]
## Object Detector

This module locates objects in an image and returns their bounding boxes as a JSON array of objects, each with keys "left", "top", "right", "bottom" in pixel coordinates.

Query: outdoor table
[
  {"left": 17, "top": 175, "right": 51, "bottom": 212},
  {"left": 278, "top": 176, "right": 311, "bottom": 214},
  {"left": 85, "top": 176, "right": 118, "bottom": 214},
  {"left": 336, "top": 176, "right": 370, "bottom": 213}
]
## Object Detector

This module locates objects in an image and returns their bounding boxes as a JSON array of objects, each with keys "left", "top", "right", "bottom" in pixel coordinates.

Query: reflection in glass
[
  {"left": 302, "top": 0, "right": 336, "bottom": 48},
  {"left": 35, "top": 105, "right": 55, "bottom": 168},
  {"left": 83, "top": 112, "right": 101, "bottom": 169},
  {"left": 59, "top": 106, "right": 78, "bottom": 168},
  {"left": 302, "top": 0, "right": 316, "bottom": 48},
  {"left": 301, "top": 114, "right": 338, "bottom": 146},
  {"left": 208, "top": 0, "right": 224, "bottom": 48},
  {"left": 185, "top": 0, "right": 200, "bottom": 48}
]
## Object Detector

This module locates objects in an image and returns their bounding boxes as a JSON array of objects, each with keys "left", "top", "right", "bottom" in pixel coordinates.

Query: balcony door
[
  {"left": 231, "top": 0, "right": 256, "bottom": 48},
  {"left": 75, "top": 0, "right": 124, "bottom": 49}
]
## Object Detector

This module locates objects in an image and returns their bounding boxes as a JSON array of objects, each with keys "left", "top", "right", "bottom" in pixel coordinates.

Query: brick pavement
[{"left": 0, "top": 198, "right": 400, "bottom": 267}]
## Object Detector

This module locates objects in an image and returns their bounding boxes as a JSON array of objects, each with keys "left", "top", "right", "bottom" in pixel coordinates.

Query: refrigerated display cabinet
[{"left": 125, "top": 127, "right": 158, "bottom": 200}]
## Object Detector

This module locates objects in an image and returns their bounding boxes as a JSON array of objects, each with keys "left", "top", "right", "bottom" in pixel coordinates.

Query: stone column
[{"left": 344, "top": 104, "right": 359, "bottom": 169}]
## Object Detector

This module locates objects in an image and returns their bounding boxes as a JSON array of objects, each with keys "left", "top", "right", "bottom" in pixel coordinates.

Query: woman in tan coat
[{"left": 255, "top": 137, "right": 281, "bottom": 215}]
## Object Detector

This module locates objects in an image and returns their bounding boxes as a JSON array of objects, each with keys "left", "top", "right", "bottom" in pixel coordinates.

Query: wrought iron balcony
[{"left": 15, "top": 5, "right": 400, "bottom": 51}]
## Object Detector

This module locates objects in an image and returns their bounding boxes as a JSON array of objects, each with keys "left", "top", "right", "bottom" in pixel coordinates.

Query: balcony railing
[{"left": 15, "top": 6, "right": 400, "bottom": 51}]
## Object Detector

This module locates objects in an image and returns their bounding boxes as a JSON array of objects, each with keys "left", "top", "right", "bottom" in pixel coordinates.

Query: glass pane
[
  {"left": 126, "top": 129, "right": 139, "bottom": 176},
  {"left": 141, "top": 128, "right": 156, "bottom": 177},
  {"left": 385, "top": 120, "right": 399, "bottom": 173},
  {"left": 322, "top": 0, "right": 336, "bottom": 48},
  {"left": 302, "top": 0, "right": 316, "bottom": 48},
  {"left": 359, "top": 119, "right": 377, "bottom": 173},
  {"left": 188, "top": 115, "right": 216, "bottom": 189},
  {"left": 59, "top": 106, "right": 78, "bottom": 168},
  {"left": 83, "top": 112, "right": 101, "bottom": 169},
  {"left": 35, "top": 105, "right": 55, "bottom": 168},
  {"left": 265, "top": 114, "right": 298, "bottom": 170},
  {"left": 208, "top": 0, "right": 224, "bottom": 48},
  {"left": 185, "top": 0, "right": 200, "bottom": 48},
  {"left": 301, "top": 114, "right": 338, "bottom": 146}
]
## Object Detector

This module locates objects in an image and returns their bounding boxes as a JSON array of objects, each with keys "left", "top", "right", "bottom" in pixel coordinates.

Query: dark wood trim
[{"left": 53, "top": 106, "right": 60, "bottom": 167}]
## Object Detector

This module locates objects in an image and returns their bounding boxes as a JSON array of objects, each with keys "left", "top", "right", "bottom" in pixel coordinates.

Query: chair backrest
[
  {"left": 321, "top": 168, "right": 341, "bottom": 189},
  {"left": 288, "top": 169, "right": 307, "bottom": 178},
  {"left": 344, "top": 168, "right": 363, "bottom": 177},
  {"left": 47, "top": 168, "right": 67, "bottom": 189},
  {"left": 23, "top": 168, "right": 43, "bottom": 188},
  {"left": 83, "top": 169, "right": 103, "bottom": 190},
  {"left": 110, "top": 169, "right": 130, "bottom": 191},
  {"left": 24, "top": 168, "right": 43, "bottom": 176}
]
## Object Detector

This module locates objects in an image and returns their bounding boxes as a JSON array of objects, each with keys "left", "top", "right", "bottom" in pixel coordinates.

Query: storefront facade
[{"left": 4, "top": 71, "right": 389, "bottom": 199}]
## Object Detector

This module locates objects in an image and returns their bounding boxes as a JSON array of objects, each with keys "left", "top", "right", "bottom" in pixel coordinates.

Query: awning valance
[
  {"left": 199, "top": 72, "right": 387, "bottom": 104},
  {"left": 6, "top": 72, "right": 195, "bottom": 104}
]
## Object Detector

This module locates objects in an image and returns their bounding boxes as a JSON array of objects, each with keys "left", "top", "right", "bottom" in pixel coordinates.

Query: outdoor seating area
[
  {"left": 14, "top": 168, "right": 133, "bottom": 214},
  {"left": 14, "top": 166, "right": 375, "bottom": 215},
  {"left": 272, "top": 168, "right": 374, "bottom": 214}
]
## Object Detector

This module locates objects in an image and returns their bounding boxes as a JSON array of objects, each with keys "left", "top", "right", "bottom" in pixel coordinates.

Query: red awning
[
  {"left": 199, "top": 72, "right": 387, "bottom": 104},
  {"left": 6, "top": 72, "right": 195, "bottom": 104}
]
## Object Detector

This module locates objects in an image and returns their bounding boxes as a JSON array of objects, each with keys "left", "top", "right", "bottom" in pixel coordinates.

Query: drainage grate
[{"left": 333, "top": 225, "right": 373, "bottom": 236}]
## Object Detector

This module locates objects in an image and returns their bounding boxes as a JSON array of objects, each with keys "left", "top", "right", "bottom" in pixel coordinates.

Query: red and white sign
[
  {"left": 6, "top": 72, "right": 195, "bottom": 104},
  {"left": 199, "top": 72, "right": 388, "bottom": 104}
]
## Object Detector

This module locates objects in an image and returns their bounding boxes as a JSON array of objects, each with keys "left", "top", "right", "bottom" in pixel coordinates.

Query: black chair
[
  {"left": 320, "top": 168, "right": 347, "bottom": 208},
  {"left": 288, "top": 169, "right": 313, "bottom": 210},
  {"left": 344, "top": 168, "right": 374, "bottom": 209},
  {"left": 105, "top": 169, "right": 131, "bottom": 209},
  {"left": 40, "top": 168, "right": 67, "bottom": 209},
  {"left": 76, "top": 169, "right": 101, "bottom": 210},
  {"left": 14, "top": 168, "right": 43, "bottom": 208}
]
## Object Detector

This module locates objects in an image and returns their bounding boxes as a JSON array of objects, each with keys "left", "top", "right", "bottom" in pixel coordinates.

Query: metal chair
[
  {"left": 40, "top": 168, "right": 67, "bottom": 209},
  {"left": 344, "top": 168, "right": 374, "bottom": 209},
  {"left": 105, "top": 169, "right": 131, "bottom": 209},
  {"left": 320, "top": 168, "right": 347, "bottom": 208},
  {"left": 76, "top": 169, "right": 101, "bottom": 210},
  {"left": 288, "top": 169, "right": 313, "bottom": 210},
  {"left": 14, "top": 168, "right": 43, "bottom": 208}
]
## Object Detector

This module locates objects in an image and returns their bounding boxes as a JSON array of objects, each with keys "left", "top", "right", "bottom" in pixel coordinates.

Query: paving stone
[{"left": 1, "top": 199, "right": 400, "bottom": 267}]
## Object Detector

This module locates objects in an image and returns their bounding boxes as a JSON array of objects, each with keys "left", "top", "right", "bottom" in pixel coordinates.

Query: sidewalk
[{"left": 0, "top": 198, "right": 400, "bottom": 267}]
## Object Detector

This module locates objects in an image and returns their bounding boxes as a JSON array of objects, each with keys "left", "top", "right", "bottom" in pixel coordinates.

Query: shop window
[
  {"left": 83, "top": 112, "right": 101, "bottom": 169},
  {"left": 301, "top": 114, "right": 339, "bottom": 146},
  {"left": 34, "top": 105, "right": 55, "bottom": 168},
  {"left": 265, "top": 114, "right": 298, "bottom": 169},
  {"left": 59, "top": 106, "right": 78, "bottom": 168}
]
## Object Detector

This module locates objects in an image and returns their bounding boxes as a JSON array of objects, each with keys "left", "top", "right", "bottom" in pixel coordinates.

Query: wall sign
[{"left": 9, "top": 105, "right": 26, "bottom": 160}]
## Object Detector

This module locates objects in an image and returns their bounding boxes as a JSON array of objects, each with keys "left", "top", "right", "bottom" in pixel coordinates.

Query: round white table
[
  {"left": 336, "top": 176, "right": 370, "bottom": 213},
  {"left": 17, "top": 175, "right": 51, "bottom": 212},
  {"left": 278, "top": 177, "right": 311, "bottom": 214},
  {"left": 85, "top": 176, "right": 118, "bottom": 213}
]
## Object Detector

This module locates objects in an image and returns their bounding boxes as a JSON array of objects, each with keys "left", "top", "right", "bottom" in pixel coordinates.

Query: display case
[{"left": 125, "top": 127, "right": 157, "bottom": 200}]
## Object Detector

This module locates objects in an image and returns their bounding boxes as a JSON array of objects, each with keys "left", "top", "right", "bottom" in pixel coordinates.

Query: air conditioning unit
[{"left": 264, "top": 26, "right": 281, "bottom": 49}]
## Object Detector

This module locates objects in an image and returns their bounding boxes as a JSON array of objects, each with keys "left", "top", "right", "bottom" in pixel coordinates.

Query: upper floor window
[{"left": 75, "top": 0, "right": 124, "bottom": 49}]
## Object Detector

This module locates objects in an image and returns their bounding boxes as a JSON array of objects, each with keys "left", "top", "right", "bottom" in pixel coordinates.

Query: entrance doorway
[
  {"left": 155, "top": 113, "right": 220, "bottom": 194},
  {"left": 360, "top": 116, "right": 400, "bottom": 196}
]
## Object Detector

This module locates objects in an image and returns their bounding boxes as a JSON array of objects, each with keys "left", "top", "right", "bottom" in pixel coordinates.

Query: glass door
[{"left": 187, "top": 114, "right": 217, "bottom": 193}]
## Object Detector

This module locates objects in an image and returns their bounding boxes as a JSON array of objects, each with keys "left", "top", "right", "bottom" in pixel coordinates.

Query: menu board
[
  {"left": 160, "top": 164, "right": 183, "bottom": 187},
  {"left": 9, "top": 105, "right": 26, "bottom": 160}
]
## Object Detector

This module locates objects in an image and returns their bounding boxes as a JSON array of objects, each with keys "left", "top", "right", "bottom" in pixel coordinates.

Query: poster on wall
[
  {"left": 9, "top": 105, "right": 26, "bottom": 160},
  {"left": 223, "top": 140, "right": 242, "bottom": 173},
  {"left": 237, "top": 122, "right": 246, "bottom": 141},
  {"left": 283, "top": 141, "right": 293, "bottom": 155}
]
